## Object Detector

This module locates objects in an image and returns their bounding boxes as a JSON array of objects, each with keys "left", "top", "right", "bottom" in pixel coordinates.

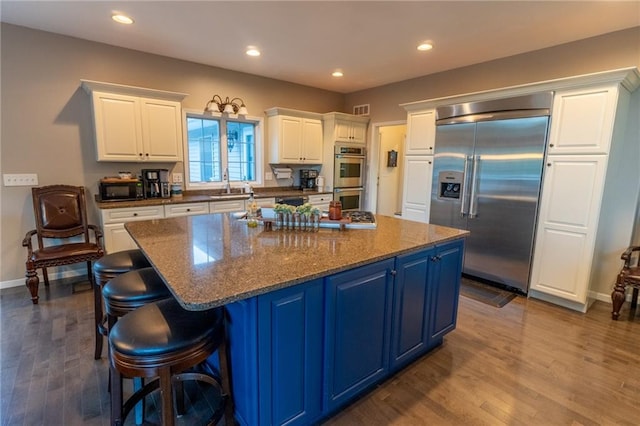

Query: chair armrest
[
  {"left": 88, "top": 224, "right": 104, "bottom": 250},
  {"left": 621, "top": 246, "right": 640, "bottom": 267},
  {"left": 22, "top": 230, "right": 37, "bottom": 255}
]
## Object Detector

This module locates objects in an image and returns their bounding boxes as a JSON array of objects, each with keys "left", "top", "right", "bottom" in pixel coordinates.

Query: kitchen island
[{"left": 126, "top": 214, "right": 468, "bottom": 426}]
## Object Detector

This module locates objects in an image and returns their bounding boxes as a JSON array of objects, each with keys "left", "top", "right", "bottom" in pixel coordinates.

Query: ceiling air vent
[{"left": 353, "top": 104, "right": 370, "bottom": 116}]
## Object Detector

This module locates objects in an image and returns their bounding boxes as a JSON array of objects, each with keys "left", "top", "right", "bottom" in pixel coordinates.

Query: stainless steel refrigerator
[{"left": 429, "top": 93, "right": 552, "bottom": 293}]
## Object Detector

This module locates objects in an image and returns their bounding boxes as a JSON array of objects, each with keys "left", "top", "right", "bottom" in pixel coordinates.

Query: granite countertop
[
  {"left": 125, "top": 214, "right": 469, "bottom": 311},
  {"left": 95, "top": 188, "right": 333, "bottom": 209}
]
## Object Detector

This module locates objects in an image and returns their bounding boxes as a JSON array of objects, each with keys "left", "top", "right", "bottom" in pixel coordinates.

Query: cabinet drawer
[
  {"left": 255, "top": 197, "right": 276, "bottom": 208},
  {"left": 164, "top": 202, "right": 209, "bottom": 217},
  {"left": 101, "top": 205, "right": 164, "bottom": 224},
  {"left": 210, "top": 200, "right": 246, "bottom": 213}
]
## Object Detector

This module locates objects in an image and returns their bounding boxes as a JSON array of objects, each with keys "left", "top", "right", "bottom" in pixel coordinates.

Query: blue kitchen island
[{"left": 125, "top": 213, "right": 468, "bottom": 426}]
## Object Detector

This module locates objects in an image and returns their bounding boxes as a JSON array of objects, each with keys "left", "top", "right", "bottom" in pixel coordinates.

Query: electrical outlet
[
  {"left": 3, "top": 173, "right": 39, "bottom": 187},
  {"left": 265, "top": 172, "right": 273, "bottom": 181},
  {"left": 172, "top": 173, "right": 183, "bottom": 183}
]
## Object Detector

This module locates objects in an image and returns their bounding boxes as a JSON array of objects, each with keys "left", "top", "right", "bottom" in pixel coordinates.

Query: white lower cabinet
[
  {"left": 210, "top": 199, "right": 246, "bottom": 213},
  {"left": 401, "top": 156, "right": 433, "bottom": 223},
  {"left": 100, "top": 205, "right": 164, "bottom": 253},
  {"left": 307, "top": 193, "right": 332, "bottom": 212},
  {"left": 529, "top": 155, "right": 607, "bottom": 304},
  {"left": 255, "top": 197, "right": 276, "bottom": 208},
  {"left": 164, "top": 202, "right": 209, "bottom": 217}
]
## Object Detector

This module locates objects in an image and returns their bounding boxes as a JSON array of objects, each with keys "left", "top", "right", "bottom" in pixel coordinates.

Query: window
[{"left": 184, "top": 111, "right": 262, "bottom": 189}]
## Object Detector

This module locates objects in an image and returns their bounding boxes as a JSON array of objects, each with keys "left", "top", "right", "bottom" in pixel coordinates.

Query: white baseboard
[{"left": 1, "top": 266, "right": 88, "bottom": 290}]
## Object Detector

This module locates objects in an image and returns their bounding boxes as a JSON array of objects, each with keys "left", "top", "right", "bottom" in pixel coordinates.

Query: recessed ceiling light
[
  {"left": 246, "top": 47, "right": 261, "bottom": 57},
  {"left": 332, "top": 71, "right": 344, "bottom": 78},
  {"left": 112, "top": 14, "right": 134, "bottom": 25},
  {"left": 417, "top": 42, "right": 433, "bottom": 51}
]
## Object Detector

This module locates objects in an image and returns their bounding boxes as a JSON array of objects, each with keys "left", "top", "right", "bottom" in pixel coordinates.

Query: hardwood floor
[{"left": 1, "top": 279, "right": 639, "bottom": 425}]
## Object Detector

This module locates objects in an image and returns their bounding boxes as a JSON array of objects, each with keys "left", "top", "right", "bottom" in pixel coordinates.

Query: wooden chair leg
[
  {"left": 611, "top": 274, "right": 627, "bottom": 320},
  {"left": 25, "top": 264, "right": 39, "bottom": 304},
  {"left": 42, "top": 267, "right": 50, "bottom": 287}
]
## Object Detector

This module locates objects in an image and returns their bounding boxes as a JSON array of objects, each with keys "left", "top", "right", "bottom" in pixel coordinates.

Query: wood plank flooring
[{"left": 1, "top": 279, "right": 639, "bottom": 425}]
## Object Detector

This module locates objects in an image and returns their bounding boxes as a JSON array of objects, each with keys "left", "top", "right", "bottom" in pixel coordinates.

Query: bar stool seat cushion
[
  {"left": 110, "top": 298, "right": 222, "bottom": 359},
  {"left": 102, "top": 267, "right": 172, "bottom": 315},
  {"left": 93, "top": 249, "right": 150, "bottom": 276}
]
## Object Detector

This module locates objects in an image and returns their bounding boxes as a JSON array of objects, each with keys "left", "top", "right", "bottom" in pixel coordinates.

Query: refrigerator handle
[
  {"left": 469, "top": 155, "right": 480, "bottom": 218},
  {"left": 460, "top": 156, "right": 471, "bottom": 217}
]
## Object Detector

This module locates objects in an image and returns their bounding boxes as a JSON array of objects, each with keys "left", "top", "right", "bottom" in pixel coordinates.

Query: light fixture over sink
[{"left": 204, "top": 95, "right": 248, "bottom": 116}]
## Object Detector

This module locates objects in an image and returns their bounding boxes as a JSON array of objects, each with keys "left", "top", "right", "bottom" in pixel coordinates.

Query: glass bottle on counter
[
  {"left": 246, "top": 192, "right": 258, "bottom": 228},
  {"left": 329, "top": 201, "right": 342, "bottom": 221}
]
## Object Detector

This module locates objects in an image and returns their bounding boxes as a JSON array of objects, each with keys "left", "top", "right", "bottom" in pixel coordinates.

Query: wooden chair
[
  {"left": 22, "top": 185, "right": 104, "bottom": 304},
  {"left": 611, "top": 245, "right": 640, "bottom": 320}
]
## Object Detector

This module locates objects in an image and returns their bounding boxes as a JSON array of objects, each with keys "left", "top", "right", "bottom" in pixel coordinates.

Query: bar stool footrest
[{"left": 120, "top": 371, "right": 228, "bottom": 425}]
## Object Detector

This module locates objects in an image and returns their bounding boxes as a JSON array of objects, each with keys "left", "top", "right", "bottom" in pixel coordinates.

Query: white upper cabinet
[
  {"left": 82, "top": 80, "right": 187, "bottom": 162},
  {"left": 334, "top": 119, "right": 368, "bottom": 144},
  {"left": 405, "top": 110, "right": 436, "bottom": 155},
  {"left": 548, "top": 85, "right": 619, "bottom": 155},
  {"left": 323, "top": 112, "right": 369, "bottom": 145},
  {"left": 266, "top": 108, "right": 323, "bottom": 164}
]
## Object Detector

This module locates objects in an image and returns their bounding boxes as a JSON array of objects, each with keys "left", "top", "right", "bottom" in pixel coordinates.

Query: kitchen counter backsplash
[{"left": 94, "top": 187, "right": 332, "bottom": 209}]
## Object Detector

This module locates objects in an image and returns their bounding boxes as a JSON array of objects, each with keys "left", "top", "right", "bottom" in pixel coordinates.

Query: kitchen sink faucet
[{"left": 223, "top": 168, "right": 231, "bottom": 193}]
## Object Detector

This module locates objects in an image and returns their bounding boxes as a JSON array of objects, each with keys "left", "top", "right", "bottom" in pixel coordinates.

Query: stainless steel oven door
[
  {"left": 334, "top": 187, "right": 364, "bottom": 211},
  {"left": 334, "top": 154, "right": 365, "bottom": 188}
]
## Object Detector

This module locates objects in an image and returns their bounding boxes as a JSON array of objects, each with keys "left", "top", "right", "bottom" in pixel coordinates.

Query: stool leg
[
  {"left": 218, "top": 326, "right": 235, "bottom": 425},
  {"left": 160, "top": 368, "right": 175, "bottom": 426},
  {"left": 174, "top": 379, "right": 186, "bottom": 416},
  {"left": 631, "top": 287, "right": 639, "bottom": 312},
  {"left": 94, "top": 278, "right": 104, "bottom": 359},
  {"left": 110, "top": 361, "right": 124, "bottom": 426}
]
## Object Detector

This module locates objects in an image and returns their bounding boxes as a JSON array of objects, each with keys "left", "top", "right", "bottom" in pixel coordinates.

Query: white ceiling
[{"left": 2, "top": 1, "right": 639, "bottom": 93}]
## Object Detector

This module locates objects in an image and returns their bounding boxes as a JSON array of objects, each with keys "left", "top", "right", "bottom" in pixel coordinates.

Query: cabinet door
[
  {"left": 401, "top": 156, "right": 433, "bottom": 223},
  {"left": 548, "top": 85, "right": 618, "bottom": 155},
  {"left": 390, "top": 248, "right": 433, "bottom": 371},
  {"left": 406, "top": 110, "right": 435, "bottom": 155},
  {"left": 257, "top": 280, "right": 323, "bottom": 426},
  {"left": 324, "top": 259, "right": 394, "bottom": 412},
  {"left": 428, "top": 240, "right": 464, "bottom": 343},
  {"left": 92, "top": 92, "right": 143, "bottom": 161},
  {"left": 350, "top": 122, "right": 367, "bottom": 144},
  {"left": 278, "top": 117, "right": 302, "bottom": 164},
  {"left": 529, "top": 155, "right": 607, "bottom": 302},
  {"left": 255, "top": 197, "right": 276, "bottom": 208},
  {"left": 334, "top": 120, "right": 352, "bottom": 142},
  {"left": 102, "top": 223, "right": 139, "bottom": 254},
  {"left": 140, "top": 98, "right": 183, "bottom": 161},
  {"left": 301, "top": 119, "right": 323, "bottom": 163}
]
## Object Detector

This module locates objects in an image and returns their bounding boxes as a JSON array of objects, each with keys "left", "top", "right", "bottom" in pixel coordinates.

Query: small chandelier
[{"left": 204, "top": 95, "right": 248, "bottom": 116}]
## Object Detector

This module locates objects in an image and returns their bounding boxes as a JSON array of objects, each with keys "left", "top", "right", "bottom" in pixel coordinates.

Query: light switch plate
[{"left": 3, "top": 173, "right": 39, "bottom": 186}]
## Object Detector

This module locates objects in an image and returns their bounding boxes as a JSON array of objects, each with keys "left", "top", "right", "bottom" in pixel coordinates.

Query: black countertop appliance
[
  {"left": 141, "top": 168, "right": 170, "bottom": 199},
  {"left": 300, "top": 169, "right": 318, "bottom": 190}
]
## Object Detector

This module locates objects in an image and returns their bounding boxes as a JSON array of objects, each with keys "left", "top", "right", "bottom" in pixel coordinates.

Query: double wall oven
[{"left": 333, "top": 144, "right": 365, "bottom": 210}]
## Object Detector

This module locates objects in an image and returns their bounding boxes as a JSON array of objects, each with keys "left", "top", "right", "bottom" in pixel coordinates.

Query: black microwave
[{"left": 99, "top": 179, "right": 144, "bottom": 201}]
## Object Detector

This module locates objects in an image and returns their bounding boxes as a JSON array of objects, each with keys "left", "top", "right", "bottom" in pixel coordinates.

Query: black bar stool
[
  {"left": 102, "top": 267, "right": 173, "bottom": 425},
  {"left": 93, "top": 249, "right": 151, "bottom": 359},
  {"left": 108, "top": 298, "right": 234, "bottom": 426}
]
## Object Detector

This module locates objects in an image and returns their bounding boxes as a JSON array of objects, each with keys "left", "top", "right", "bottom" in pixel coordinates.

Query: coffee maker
[
  {"left": 141, "top": 169, "right": 170, "bottom": 198},
  {"left": 300, "top": 169, "right": 318, "bottom": 190}
]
